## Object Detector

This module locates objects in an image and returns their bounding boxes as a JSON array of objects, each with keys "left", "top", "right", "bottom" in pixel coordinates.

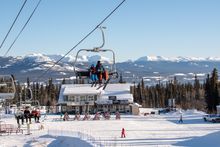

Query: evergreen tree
[
  {"left": 205, "top": 68, "right": 219, "bottom": 113},
  {"left": 211, "top": 68, "right": 219, "bottom": 111},
  {"left": 35, "top": 82, "right": 40, "bottom": 103},
  {"left": 194, "top": 74, "right": 200, "bottom": 100},
  {"left": 47, "top": 78, "right": 56, "bottom": 107},
  {"left": 39, "top": 84, "right": 45, "bottom": 105},
  {"left": 137, "top": 83, "right": 143, "bottom": 104},
  {"left": 27, "top": 77, "right": 30, "bottom": 87}
]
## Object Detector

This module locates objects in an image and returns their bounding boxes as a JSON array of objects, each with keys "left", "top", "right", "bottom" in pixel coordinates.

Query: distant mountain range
[
  {"left": 0, "top": 53, "right": 220, "bottom": 84},
  {"left": 136, "top": 56, "right": 220, "bottom": 62}
]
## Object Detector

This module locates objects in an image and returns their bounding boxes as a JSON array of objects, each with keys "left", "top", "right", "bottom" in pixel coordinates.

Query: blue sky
[{"left": 0, "top": 0, "right": 220, "bottom": 62}]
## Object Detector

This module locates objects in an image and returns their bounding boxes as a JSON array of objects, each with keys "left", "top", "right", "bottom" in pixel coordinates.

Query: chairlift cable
[
  {"left": 4, "top": 0, "right": 42, "bottom": 56},
  {"left": 33, "top": 0, "right": 126, "bottom": 82},
  {"left": 0, "top": 0, "right": 27, "bottom": 50}
]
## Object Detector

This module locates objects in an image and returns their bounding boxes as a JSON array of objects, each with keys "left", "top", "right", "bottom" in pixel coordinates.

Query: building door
[
  {"left": 116, "top": 105, "right": 119, "bottom": 112},
  {"left": 79, "top": 106, "right": 83, "bottom": 114}
]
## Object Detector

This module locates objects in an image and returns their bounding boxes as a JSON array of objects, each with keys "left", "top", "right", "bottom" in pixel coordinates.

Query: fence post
[{"left": 26, "top": 123, "right": 31, "bottom": 135}]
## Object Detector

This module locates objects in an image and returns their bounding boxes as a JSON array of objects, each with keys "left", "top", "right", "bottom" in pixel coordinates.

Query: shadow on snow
[
  {"left": 24, "top": 134, "right": 92, "bottom": 147},
  {"left": 173, "top": 131, "right": 220, "bottom": 147}
]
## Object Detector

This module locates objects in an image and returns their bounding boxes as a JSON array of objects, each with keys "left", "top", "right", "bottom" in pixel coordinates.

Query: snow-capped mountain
[
  {"left": 135, "top": 56, "right": 220, "bottom": 62},
  {"left": 1, "top": 53, "right": 220, "bottom": 83},
  {"left": 135, "top": 56, "right": 169, "bottom": 62},
  {"left": 12, "top": 53, "right": 220, "bottom": 64},
  {"left": 88, "top": 55, "right": 112, "bottom": 64},
  {"left": 24, "top": 53, "right": 113, "bottom": 63},
  {"left": 24, "top": 53, "right": 54, "bottom": 62}
]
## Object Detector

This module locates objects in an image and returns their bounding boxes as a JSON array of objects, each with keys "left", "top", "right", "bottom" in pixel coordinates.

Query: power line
[
  {"left": 33, "top": 0, "right": 126, "bottom": 82},
  {"left": 4, "top": 0, "right": 42, "bottom": 56},
  {"left": 0, "top": 0, "right": 27, "bottom": 50}
]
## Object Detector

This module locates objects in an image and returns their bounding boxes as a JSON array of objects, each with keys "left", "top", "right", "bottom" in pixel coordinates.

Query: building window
[
  {"left": 62, "top": 106, "right": 67, "bottom": 112},
  {"left": 68, "top": 95, "right": 75, "bottom": 102},
  {"left": 80, "top": 96, "right": 86, "bottom": 102},
  {"left": 119, "top": 105, "right": 124, "bottom": 111},
  {"left": 64, "top": 95, "right": 69, "bottom": 101},
  {"left": 87, "top": 95, "right": 94, "bottom": 101}
]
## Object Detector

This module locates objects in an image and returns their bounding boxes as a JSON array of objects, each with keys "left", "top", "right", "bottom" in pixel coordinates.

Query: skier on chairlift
[
  {"left": 89, "top": 64, "right": 98, "bottom": 82},
  {"left": 96, "top": 61, "right": 109, "bottom": 84},
  {"left": 96, "top": 61, "right": 105, "bottom": 84}
]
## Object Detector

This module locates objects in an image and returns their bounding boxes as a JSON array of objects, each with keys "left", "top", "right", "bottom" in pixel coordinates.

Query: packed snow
[{"left": 0, "top": 110, "right": 220, "bottom": 147}]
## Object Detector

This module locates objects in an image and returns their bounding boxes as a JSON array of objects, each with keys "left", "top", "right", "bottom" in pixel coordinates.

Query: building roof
[
  {"left": 58, "top": 83, "right": 133, "bottom": 104},
  {"left": 62, "top": 84, "right": 101, "bottom": 95}
]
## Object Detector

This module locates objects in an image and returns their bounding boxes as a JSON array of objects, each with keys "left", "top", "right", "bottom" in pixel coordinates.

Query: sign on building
[{"left": 109, "top": 96, "right": 116, "bottom": 101}]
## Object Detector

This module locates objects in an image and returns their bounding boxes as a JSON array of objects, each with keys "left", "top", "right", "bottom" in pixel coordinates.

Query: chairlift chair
[
  {"left": 73, "top": 27, "right": 118, "bottom": 83},
  {"left": 17, "top": 87, "right": 40, "bottom": 109},
  {"left": 0, "top": 75, "right": 16, "bottom": 100}
]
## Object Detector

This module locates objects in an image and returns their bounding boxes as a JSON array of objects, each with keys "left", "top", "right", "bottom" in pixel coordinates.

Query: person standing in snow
[
  {"left": 15, "top": 108, "right": 24, "bottom": 125},
  {"left": 63, "top": 112, "right": 69, "bottom": 121},
  {"left": 121, "top": 128, "right": 126, "bottom": 138},
  {"left": 24, "top": 107, "right": 31, "bottom": 124},
  {"left": 178, "top": 114, "right": 183, "bottom": 123},
  {"left": 116, "top": 111, "right": 121, "bottom": 120},
  {"left": 35, "top": 108, "right": 41, "bottom": 123}
]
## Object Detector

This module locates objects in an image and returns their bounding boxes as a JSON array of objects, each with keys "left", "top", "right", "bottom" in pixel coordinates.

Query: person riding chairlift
[
  {"left": 89, "top": 64, "right": 98, "bottom": 82},
  {"left": 95, "top": 61, "right": 109, "bottom": 84}
]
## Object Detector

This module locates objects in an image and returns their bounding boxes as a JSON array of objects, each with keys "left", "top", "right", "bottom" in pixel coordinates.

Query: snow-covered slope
[{"left": 1, "top": 110, "right": 220, "bottom": 147}]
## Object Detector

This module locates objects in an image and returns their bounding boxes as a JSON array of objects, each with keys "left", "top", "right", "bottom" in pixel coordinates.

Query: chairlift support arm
[
  {"left": 73, "top": 27, "right": 116, "bottom": 74},
  {"left": 73, "top": 48, "right": 116, "bottom": 73},
  {"left": 96, "top": 26, "right": 106, "bottom": 49}
]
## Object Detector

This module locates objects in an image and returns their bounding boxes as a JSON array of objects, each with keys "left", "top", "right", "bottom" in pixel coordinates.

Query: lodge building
[{"left": 58, "top": 83, "right": 133, "bottom": 114}]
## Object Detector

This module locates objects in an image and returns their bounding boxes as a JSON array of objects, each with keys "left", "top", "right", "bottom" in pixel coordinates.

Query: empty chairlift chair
[{"left": 0, "top": 75, "right": 16, "bottom": 100}]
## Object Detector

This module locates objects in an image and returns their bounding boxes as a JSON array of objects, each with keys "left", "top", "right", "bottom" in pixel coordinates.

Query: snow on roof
[
  {"left": 130, "top": 103, "right": 142, "bottom": 107},
  {"left": 101, "top": 83, "right": 133, "bottom": 101},
  {"left": 62, "top": 84, "right": 101, "bottom": 95},
  {"left": 61, "top": 83, "right": 132, "bottom": 95},
  {"left": 103, "top": 83, "right": 131, "bottom": 91}
]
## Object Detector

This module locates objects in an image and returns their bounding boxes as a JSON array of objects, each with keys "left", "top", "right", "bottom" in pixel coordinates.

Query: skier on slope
[
  {"left": 121, "top": 128, "right": 126, "bottom": 138},
  {"left": 178, "top": 113, "right": 183, "bottom": 123}
]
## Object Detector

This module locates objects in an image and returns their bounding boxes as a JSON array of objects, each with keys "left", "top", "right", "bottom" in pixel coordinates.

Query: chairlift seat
[
  {"left": 0, "top": 93, "right": 14, "bottom": 100},
  {"left": 108, "top": 71, "right": 119, "bottom": 79},
  {"left": 0, "top": 83, "right": 7, "bottom": 86},
  {"left": 76, "top": 70, "right": 90, "bottom": 78},
  {"left": 0, "top": 75, "right": 16, "bottom": 100}
]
